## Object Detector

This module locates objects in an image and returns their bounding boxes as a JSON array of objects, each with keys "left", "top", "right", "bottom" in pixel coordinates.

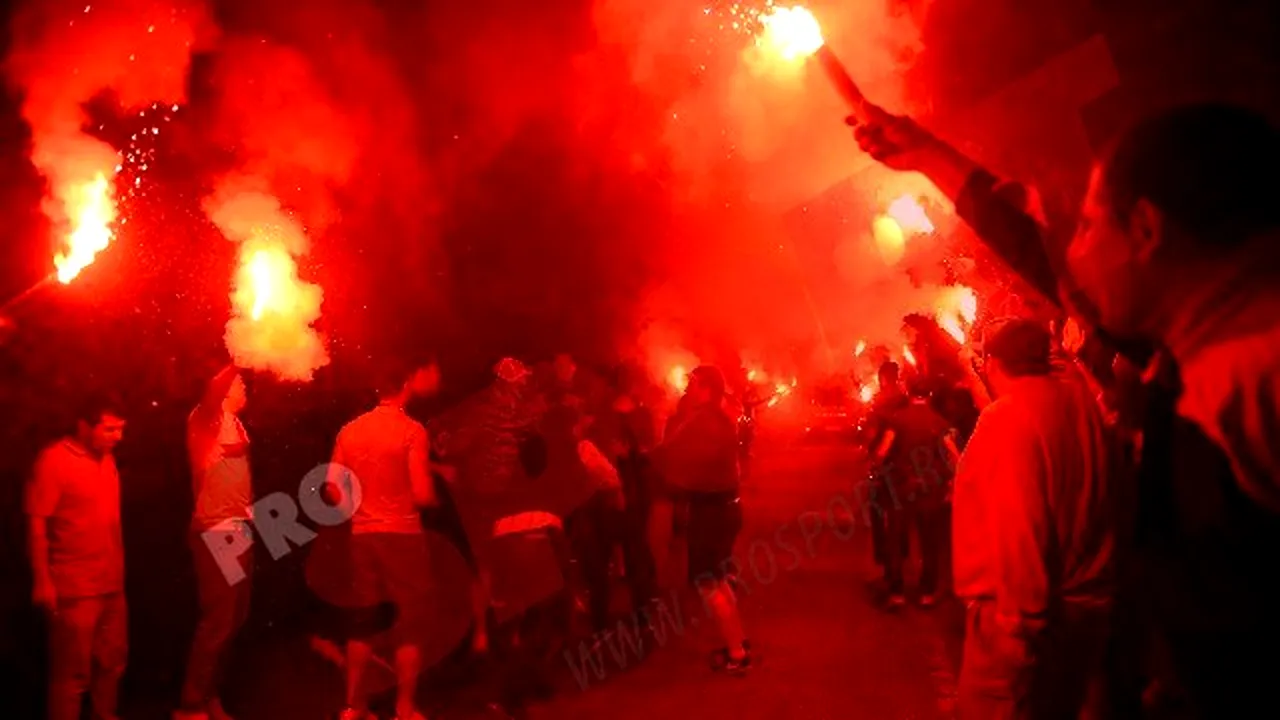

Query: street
[{"left": 119, "top": 437, "right": 965, "bottom": 720}]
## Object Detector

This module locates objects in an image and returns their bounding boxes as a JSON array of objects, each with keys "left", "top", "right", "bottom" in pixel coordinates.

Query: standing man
[
  {"left": 852, "top": 100, "right": 1280, "bottom": 714},
  {"left": 330, "top": 360, "right": 440, "bottom": 720},
  {"left": 863, "top": 361, "right": 909, "bottom": 583},
  {"left": 177, "top": 365, "right": 252, "bottom": 720},
  {"left": 952, "top": 319, "right": 1117, "bottom": 717},
  {"left": 871, "top": 377, "right": 960, "bottom": 609},
  {"left": 27, "top": 395, "right": 129, "bottom": 720},
  {"left": 656, "top": 366, "right": 750, "bottom": 674}
]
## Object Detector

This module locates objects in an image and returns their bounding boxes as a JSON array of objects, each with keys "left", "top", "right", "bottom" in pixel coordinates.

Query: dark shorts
[
  {"left": 348, "top": 532, "right": 431, "bottom": 644},
  {"left": 686, "top": 492, "right": 743, "bottom": 586}
]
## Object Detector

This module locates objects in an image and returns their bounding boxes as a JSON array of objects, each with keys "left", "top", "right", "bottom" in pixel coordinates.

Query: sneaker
[
  {"left": 208, "top": 699, "right": 235, "bottom": 720},
  {"left": 710, "top": 640, "right": 753, "bottom": 670},
  {"left": 724, "top": 651, "right": 752, "bottom": 676},
  {"left": 887, "top": 593, "right": 907, "bottom": 610},
  {"left": 918, "top": 593, "right": 937, "bottom": 608}
]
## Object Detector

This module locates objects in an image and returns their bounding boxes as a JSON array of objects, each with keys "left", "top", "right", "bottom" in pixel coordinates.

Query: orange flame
[
  {"left": 903, "top": 345, "right": 917, "bottom": 366},
  {"left": 935, "top": 285, "right": 978, "bottom": 344},
  {"left": 757, "top": 6, "right": 824, "bottom": 61},
  {"left": 53, "top": 172, "right": 117, "bottom": 284},
  {"left": 887, "top": 195, "right": 934, "bottom": 234},
  {"left": 859, "top": 385, "right": 874, "bottom": 403},
  {"left": 872, "top": 195, "right": 933, "bottom": 265},
  {"left": 207, "top": 184, "right": 328, "bottom": 382},
  {"left": 854, "top": 339, "right": 867, "bottom": 356},
  {"left": 668, "top": 365, "right": 690, "bottom": 393}
]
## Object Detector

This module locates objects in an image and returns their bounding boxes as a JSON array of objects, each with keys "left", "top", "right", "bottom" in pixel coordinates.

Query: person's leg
[
  {"left": 647, "top": 495, "right": 674, "bottom": 589},
  {"left": 576, "top": 497, "right": 613, "bottom": 636},
  {"left": 385, "top": 534, "right": 432, "bottom": 720},
  {"left": 48, "top": 596, "right": 100, "bottom": 720},
  {"left": 957, "top": 600, "right": 1025, "bottom": 720},
  {"left": 917, "top": 502, "right": 943, "bottom": 599},
  {"left": 690, "top": 495, "right": 747, "bottom": 668},
  {"left": 180, "top": 531, "right": 247, "bottom": 712},
  {"left": 89, "top": 593, "right": 128, "bottom": 720},
  {"left": 343, "top": 535, "right": 381, "bottom": 714},
  {"left": 883, "top": 508, "right": 908, "bottom": 602},
  {"left": 344, "top": 639, "right": 373, "bottom": 711}
]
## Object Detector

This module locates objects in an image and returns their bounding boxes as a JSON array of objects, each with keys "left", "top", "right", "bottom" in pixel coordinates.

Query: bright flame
[
  {"left": 854, "top": 340, "right": 867, "bottom": 356},
  {"left": 935, "top": 285, "right": 979, "bottom": 344},
  {"left": 53, "top": 172, "right": 117, "bottom": 284},
  {"left": 872, "top": 215, "right": 906, "bottom": 265},
  {"left": 669, "top": 365, "right": 690, "bottom": 393},
  {"left": 859, "top": 385, "right": 874, "bottom": 403},
  {"left": 903, "top": 345, "right": 917, "bottom": 367},
  {"left": 887, "top": 195, "right": 934, "bottom": 234},
  {"left": 746, "top": 368, "right": 758, "bottom": 382},
  {"left": 208, "top": 184, "right": 328, "bottom": 382},
  {"left": 757, "top": 6, "right": 824, "bottom": 61}
]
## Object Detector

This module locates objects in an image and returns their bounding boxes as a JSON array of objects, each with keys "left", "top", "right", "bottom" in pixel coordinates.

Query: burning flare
[
  {"left": 669, "top": 365, "right": 690, "bottom": 393},
  {"left": 936, "top": 285, "right": 978, "bottom": 344},
  {"left": 53, "top": 170, "right": 117, "bottom": 284},
  {"left": 757, "top": 5, "right": 824, "bottom": 61},
  {"left": 873, "top": 195, "right": 933, "bottom": 265},
  {"left": 206, "top": 183, "right": 328, "bottom": 382}
]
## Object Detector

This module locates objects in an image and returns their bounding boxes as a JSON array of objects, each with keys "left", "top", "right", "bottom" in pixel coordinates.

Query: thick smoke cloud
[{"left": 4, "top": 0, "right": 974, "bottom": 392}]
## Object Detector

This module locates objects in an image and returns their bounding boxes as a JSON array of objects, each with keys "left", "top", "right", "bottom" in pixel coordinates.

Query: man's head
[
  {"left": 74, "top": 395, "right": 126, "bottom": 455},
  {"left": 877, "top": 361, "right": 900, "bottom": 389},
  {"left": 1068, "top": 103, "right": 1280, "bottom": 337},
  {"left": 982, "top": 319, "right": 1052, "bottom": 397},
  {"left": 553, "top": 353, "right": 576, "bottom": 385},
  {"left": 377, "top": 357, "right": 441, "bottom": 401},
  {"left": 686, "top": 366, "right": 726, "bottom": 407},
  {"left": 224, "top": 373, "right": 247, "bottom": 414}
]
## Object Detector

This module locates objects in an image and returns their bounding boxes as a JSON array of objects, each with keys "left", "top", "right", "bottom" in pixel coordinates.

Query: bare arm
[
  {"left": 578, "top": 439, "right": 622, "bottom": 491},
  {"left": 25, "top": 452, "right": 60, "bottom": 609},
  {"left": 872, "top": 429, "right": 897, "bottom": 463},
  {"left": 408, "top": 425, "right": 435, "bottom": 508}
]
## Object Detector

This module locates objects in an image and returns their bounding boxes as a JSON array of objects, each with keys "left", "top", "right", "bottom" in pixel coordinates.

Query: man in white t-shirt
[{"left": 176, "top": 366, "right": 252, "bottom": 720}]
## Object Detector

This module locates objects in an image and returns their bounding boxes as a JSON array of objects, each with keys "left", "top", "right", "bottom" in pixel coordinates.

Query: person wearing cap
[
  {"left": 654, "top": 366, "right": 750, "bottom": 674},
  {"left": 952, "top": 318, "right": 1118, "bottom": 718}
]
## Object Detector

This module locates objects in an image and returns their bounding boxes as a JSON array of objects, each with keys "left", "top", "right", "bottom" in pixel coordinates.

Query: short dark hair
[
  {"left": 1101, "top": 103, "right": 1280, "bottom": 247},
  {"left": 984, "top": 319, "right": 1052, "bottom": 378},
  {"left": 373, "top": 355, "right": 435, "bottom": 396},
  {"left": 878, "top": 361, "right": 900, "bottom": 385},
  {"left": 73, "top": 393, "right": 125, "bottom": 428}
]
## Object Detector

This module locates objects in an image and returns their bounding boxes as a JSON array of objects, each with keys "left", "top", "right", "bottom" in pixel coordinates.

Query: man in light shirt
[
  {"left": 177, "top": 366, "right": 252, "bottom": 720},
  {"left": 330, "top": 359, "right": 440, "bottom": 720},
  {"left": 952, "top": 319, "right": 1117, "bottom": 718},
  {"left": 27, "top": 395, "right": 128, "bottom": 720}
]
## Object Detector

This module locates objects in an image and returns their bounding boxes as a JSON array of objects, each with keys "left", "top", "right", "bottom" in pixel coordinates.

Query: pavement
[{"left": 118, "top": 437, "right": 964, "bottom": 720}]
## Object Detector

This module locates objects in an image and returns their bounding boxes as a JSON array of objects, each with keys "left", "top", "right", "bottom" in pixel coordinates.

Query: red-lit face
[
  {"left": 80, "top": 414, "right": 126, "bottom": 455},
  {"left": 409, "top": 364, "right": 441, "bottom": 398},
  {"left": 224, "top": 375, "right": 247, "bottom": 414},
  {"left": 1066, "top": 165, "right": 1161, "bottom": 337}
]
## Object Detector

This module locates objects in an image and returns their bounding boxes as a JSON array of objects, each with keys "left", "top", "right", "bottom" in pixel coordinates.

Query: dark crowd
[{"left": 5, "top": 99, "right": 1280, "bottom": 720}]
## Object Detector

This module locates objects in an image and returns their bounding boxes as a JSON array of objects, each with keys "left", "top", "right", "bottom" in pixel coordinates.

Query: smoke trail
[{"left": 5, "top": 0, "right": 213, "bottom": 281}]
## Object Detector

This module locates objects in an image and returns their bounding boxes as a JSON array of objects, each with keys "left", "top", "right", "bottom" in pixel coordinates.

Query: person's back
[
  {"left": 1004, "top": 375, "right": 1116, "bottom": 601},
  {"left": 336, "top": 405, "right": 426, "bottom": 535},
  {"left": 883, "top": 399, "right": 954, "bottom": 494}
]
